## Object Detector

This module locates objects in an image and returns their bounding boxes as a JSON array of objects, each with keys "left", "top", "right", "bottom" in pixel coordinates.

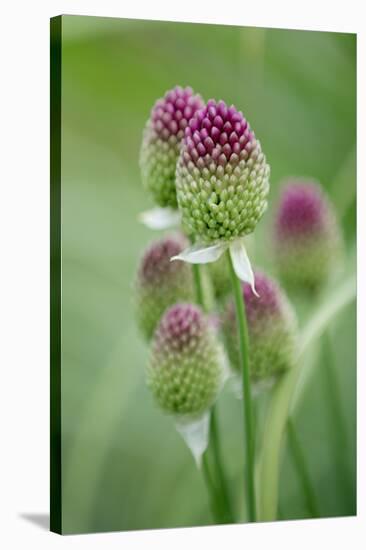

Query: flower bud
[
  {"left": 147, "top": 304, "right": 224, "bottom": 416},
  {"left": 273, "top": 180, "right": 342, "bottom": 291},
  {"left": 176, "top": 99, "right": 270, "bottom": 242},
  {"left": 223, "top": 271, "right": 297, "bottom": 382},
  {"left": 135, "top": 234, "right": 196, "bottom": 340},
  {"left": 140, "top": 86, "right": 204, "bottom": 208}
]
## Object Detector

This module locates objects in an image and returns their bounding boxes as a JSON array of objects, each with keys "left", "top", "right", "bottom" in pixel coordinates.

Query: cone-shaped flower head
[
  {"left": 176, "top": 99, "right": 270, "bottom": 243},
  {"left": 223, "top": 271, "right": 297, "bottom": 382},
  {"left": 147, "top": 304, "right": 224, "bottom": 416},
  {"left": 273, "top": 180, "right": 342, "bottom": 291},
  {"left": 135, "top": 235, "right": 197, "bottom": 340},
  {"left": 140, "top": 86, "right": 204, "bottom": 209}
]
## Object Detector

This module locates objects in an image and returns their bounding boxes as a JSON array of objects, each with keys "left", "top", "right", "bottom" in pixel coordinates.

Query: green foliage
[
  {"left": 256, "top": 271, "right": 356, "bottom": 521},
  {"left": 59, "top": 15, "right": 356, "bottom": 533}
]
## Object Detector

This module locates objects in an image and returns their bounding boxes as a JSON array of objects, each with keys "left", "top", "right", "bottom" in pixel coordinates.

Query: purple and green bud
[
  {"left": 147, "top": 304, "right": 223, "bottom": 416},
  {"left": 273, "top": 180, "right": 342, "bottom": 291},
  {"left": 223, "top": 271, "right": 297, "bottom": 382},
  {"left": 135, "top": 234, "right": 213, "bottom": 339},
  {"left": 135, "top": 235, "right": 196, "bottom": 340},
  {"left": 176, "top": 99, "right": 270, "bottom": 243},
  {"left": 140, "top": 86, "right": 204, "bottom": 208}
]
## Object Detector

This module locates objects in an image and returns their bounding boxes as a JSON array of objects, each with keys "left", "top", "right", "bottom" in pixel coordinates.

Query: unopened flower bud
[
  {"left": 147, "top": 304, "right": 224, "bottom": 416},
  {"left": 223, "top": 271, "right": 297, "bottom": 382},
  {"left": 135, "top": 235, "right": 195, "bottom": 339},
  {"left": 140, "top": 86, "right": 204, "bottom": 208},
  {"left": 176, "top": 99, "right": 270, "bottom": 242},
  {"left": 273, "top": 180, "right": 342, "bottom": 291}
]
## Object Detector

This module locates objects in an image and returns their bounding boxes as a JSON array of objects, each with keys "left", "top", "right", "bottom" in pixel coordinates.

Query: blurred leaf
[
  {"left": 256, "top": 273, "right": 356, "bottom": 521},
  {"left": 330, "top": 145, "right": 356, "bottom": 219}
]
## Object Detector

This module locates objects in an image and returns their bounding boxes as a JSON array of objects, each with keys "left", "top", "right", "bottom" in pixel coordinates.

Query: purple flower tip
[
  {"left": 139, "top": 234, "right": 187, "bottom": 285},
  {"left": 243, "top": 271, "right": 281, "bottom": 324},
  {"left": 151, "top": 86, "right": 204, "bottom": 141},
  {"left": 275, "top": 180, "right": 328, "bottom": 238},
  {"left": 184, "top": 99, "right": 254, "bottom": 164},
  {"left": 156, "top": 303, "right": 205, "bottom": 352}
]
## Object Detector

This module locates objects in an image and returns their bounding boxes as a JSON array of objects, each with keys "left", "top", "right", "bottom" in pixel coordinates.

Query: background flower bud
[
  {"left": 273, "top": 180, "right": 343, "bottom": 291},
  {"left": 135, "top": 234, "right": 214, "bottom": 339},
  {"left": 140, "top": 86, "right": 204, "bottom": 208},
  {"left": 223, "top": 271, "right": 297, "bottom": 382},
  {"left": 176, "top": 99, "right": 270, "bottom": 242},
  {"left": 147, "top": 303, "right": 223, "bottom": 416},
  {"left": 135, "top": 234, "right": 196, "bottom": 340}
]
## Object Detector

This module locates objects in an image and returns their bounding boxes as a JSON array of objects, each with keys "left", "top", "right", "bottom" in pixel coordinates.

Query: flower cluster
[
  {"left": 273, "top": 180, "right": 342, "bottom": 291},
  {"left": 147, "top": 304, "right": 223, "bottom": 416},
  {"left": 176, "top": 99, "right": 270, "bottom": 243},
  {"left": 135, "top": 84, "right": 348, "bottom": 516},
  {"left": 223, "top": 271, "right": 297, "bottom": 382},
  {"left": 140, "top": 86, "right": 204, "bottom": 209}
]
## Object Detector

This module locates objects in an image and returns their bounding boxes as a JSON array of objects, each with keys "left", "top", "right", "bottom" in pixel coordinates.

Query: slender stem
[
  {"left": 192, "top": 263, "right": 234, "bottom": 523},
  {"left": 287, "top": 418, "right": 319, "bottom": 517},
  {"left": 192, "top": 264, "right": 205, "bottom": 309},
  {"left": 321, "top": 332, "right": 351, "bottom": 500},
  {"left": 202, "top": 452, "right": 222, "bottom": 523},
  {"left": 322, "top": 332, "right": 348, "bottom": 449},
  {"left": 226, "top": 250, "right": 256, "bottom": 522},
  {"left": 210, "top": 407, "right": 234, "bottom": 522}
]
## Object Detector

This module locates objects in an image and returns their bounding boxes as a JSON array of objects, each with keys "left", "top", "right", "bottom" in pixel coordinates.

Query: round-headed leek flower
[
  {"left": 273, "top": 180, "right": 342, "bottom": 291},
  {"left": 135, "top": 234, "right": 198, "bottom": 340},
  {"left": 223, "top": 271, "right": 297, "bottom": 383},
  {"left": 147, "top": 303, "right": 224, "bottom": 416},
  {"left": 172, "top": 99, "right": 270, "bottom": 293},
  {"left": 139, "top": 86, "right": 204, "bottom": 229}
]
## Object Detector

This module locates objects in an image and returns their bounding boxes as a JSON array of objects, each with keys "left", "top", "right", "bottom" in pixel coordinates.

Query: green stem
[
  {"left": 322, "top": 332, "right": 348, "bottom": 451},
  {"left": 202, "top": 452, "right": 223, "bottom": 523},
  {"left": 210, "top": 407, "right": 234, "bottom": 522},
  {"left": 226, "top": 250, "right": 256, "bottom": 522},
  {"left": 192, "top": 264, "right": 205, "bottom": 309},
  {"left": 287, "top": 418, "right": 319, "bottom": 517},
  {"left": 321, "top": 332, "right": 352, "bottom": 500},
  {"left": 192, "top": 263, "right": 234, "bottom": 524}
]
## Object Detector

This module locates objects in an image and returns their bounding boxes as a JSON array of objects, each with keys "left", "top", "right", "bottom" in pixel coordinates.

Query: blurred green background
[{"left": 59, "top": 15, "right": 356, "bottom": 533}]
